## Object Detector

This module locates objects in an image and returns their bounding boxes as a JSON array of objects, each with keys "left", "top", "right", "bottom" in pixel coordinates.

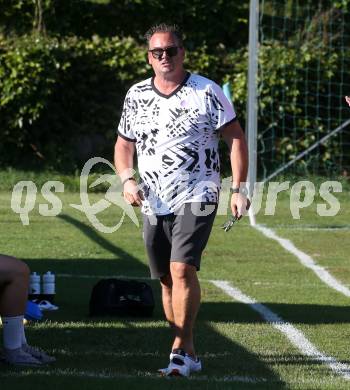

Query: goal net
[{"left": 257, "top": 0, "right": 350, "bottom": 180}]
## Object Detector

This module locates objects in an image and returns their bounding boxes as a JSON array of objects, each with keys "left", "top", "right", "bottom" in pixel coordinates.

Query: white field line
[
  {"left": 211, "top": 280, "right": 350, "bottom": 381},
  {"left": 0, "top": 368, "right": 268, "bottom": 384},
  {"left": 253, "top": 224, "right": 350, "bottom": 297}
]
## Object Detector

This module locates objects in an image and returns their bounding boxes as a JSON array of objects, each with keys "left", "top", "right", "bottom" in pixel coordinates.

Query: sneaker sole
[
  {"left": 158, "top": 368, "right": 189, "bottom": 377},
  {"left": 0, "top": 353, "right": 43, "bottom": 367},
  {"left": 3, "top": 360, "right": 43, "bottom": 368},
  {"left": 168, "top": 369, "right": 184, "bottom": 377}
]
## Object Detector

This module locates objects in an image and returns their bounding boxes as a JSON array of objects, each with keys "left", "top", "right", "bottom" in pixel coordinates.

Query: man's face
[{"left": 148, "top": 32, "right": 185, "bottom": 77}]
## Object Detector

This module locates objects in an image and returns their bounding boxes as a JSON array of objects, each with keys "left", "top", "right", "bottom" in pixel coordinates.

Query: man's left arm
[{"left": 220, "top": 119, "right": 250, "bottom": 219}]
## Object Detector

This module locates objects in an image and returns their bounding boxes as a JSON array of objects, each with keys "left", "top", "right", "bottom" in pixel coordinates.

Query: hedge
[{"left": 0, "top": 31, "right": 348, "bottom": 174}]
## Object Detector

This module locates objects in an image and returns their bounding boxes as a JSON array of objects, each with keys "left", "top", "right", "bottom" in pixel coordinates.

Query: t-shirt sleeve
[
  {"left": 117, "top": 88, "right": 136, "bottom": 142},
  {"left": 206, "top": 82, "right": 236, "bottom": 131}
]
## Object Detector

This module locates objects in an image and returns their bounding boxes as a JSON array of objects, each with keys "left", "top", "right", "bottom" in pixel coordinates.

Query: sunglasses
[{"left": 148, "top": 46, "right": 181, "bottom": 60}]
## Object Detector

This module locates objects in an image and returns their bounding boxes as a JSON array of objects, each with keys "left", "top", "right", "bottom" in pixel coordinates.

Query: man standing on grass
[{"left": 114, "top": 23, "right": 249, "bottom": 377}]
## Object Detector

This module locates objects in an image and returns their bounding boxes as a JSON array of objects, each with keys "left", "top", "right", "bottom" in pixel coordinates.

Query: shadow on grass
[
  {"left": 58, "top": 214, "right": 144, "bottom": 261},
  {"left": 200, "top": 301, "right": 350, "bottom": 324},
  {"left": 22, "top": 213, "right": 150, "bottom": 276},
  {"left": 24, "top": 258, "right": 150, "bottom": 278},
  {"left": 10, "top": 214, "right": 344, "bottom": 387},
  {"left": 14, "top": 273, "right": 348, "bottom": 386},
  {"left": 13, "top": 319, "right": 288, "bottom": 388},
  {"left": 0, "top": 274, "right": 289, "bottom": 386}
]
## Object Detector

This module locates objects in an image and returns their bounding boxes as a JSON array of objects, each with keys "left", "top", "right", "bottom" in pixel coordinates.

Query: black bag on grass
[{"left": 89, "top": 278, "right": 154, "bottom": 317}]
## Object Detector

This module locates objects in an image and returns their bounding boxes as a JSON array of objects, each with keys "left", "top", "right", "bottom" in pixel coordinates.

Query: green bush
[
  {"left": 0, "top": 34, "right": 149, "bottom": 170},
  {"left": 224, "top": 40, "right": 349, "bottom": 177},
  {"left": 0, "top": 34, "right": 234, "bottom": 171},
  {"left": 0, "top": 0, "right": 249, "bottom": 51},
  {"left": 0, "top": 23, "right": 348, "bottom": 175}
]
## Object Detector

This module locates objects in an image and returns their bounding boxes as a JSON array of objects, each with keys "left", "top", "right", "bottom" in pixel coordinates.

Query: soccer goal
[{"left": 247, "top": 0, "right": 350, "bottom": 189}]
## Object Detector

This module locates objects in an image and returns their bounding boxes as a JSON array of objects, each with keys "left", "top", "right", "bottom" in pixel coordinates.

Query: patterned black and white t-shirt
[{"left": 118, "top": 72, "right": 236, "bottom": 215}]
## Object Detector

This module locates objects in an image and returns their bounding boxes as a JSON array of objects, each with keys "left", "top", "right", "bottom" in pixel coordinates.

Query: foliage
[
  {"left": 224, "top": 14, "right": 350, "bottom": 177},
  {"left": 1, "top": 30, "right": 345, "bottom": 173},
  {"left": 0, "top": 1, "right": 349, "bottom": 175},
  {"left": 0, "top": 34, "right": 148, "bottom": 170},
  {"left": 0, "top": 0, "right": 249, "bottom": 50},
  {"left": 0, "top": 35, "right": 59, "bottom": 164},
  {"left": 0, "top": 0, "right": 34, "bottom": 35},
  {"left": 0, "top": 32, "right": 238, "bottom": 171}
]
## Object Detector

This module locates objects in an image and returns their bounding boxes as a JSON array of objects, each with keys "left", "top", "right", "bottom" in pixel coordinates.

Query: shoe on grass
[
  {"left": 22, "top": 344, "right": 56, "bottom": 364},
  {"left": 158, "top": 348, "right": 190, "bottom": 377},
  {"left": 183, "top": 353, "right": 202, "bottom": 373},
  {"left": 169, "top": 350, "right": 201, "bottom": 373},
  {"left": 3, "top": 347, "right": 42, "bottom": 367}
]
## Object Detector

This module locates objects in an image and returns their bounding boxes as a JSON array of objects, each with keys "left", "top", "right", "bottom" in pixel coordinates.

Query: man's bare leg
[
  {"left": 0, "top": 255, "right": 29, "bottom": 316},
  {"left": 170, "top": 262, "right": 200, "bottom": 357},
  {"left": 0, "top": 255, "right": 55, "bottom": 365}
]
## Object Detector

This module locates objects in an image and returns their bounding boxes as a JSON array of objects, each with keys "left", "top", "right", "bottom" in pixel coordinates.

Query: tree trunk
[{"left": 33, "top": 0, "right": 46, "bottom": 35}]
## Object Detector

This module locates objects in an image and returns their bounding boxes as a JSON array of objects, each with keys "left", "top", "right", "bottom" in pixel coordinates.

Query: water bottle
[
  {"left": 29, "top": 272, "right": 41, "bottom": 301},
  {"left": 42, "top": 271, "right": 55, "bottom": 303}
]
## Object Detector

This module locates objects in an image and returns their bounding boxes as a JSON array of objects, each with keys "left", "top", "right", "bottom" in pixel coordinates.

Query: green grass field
[{"left": 0, "top": 184, "right": 349, "bottom": 389}]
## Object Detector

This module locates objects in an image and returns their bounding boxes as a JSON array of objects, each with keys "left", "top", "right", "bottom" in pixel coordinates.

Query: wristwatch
[
  {"left": 230, "top": 186, "right": 248, "bottom": 196},
  {"left": 121, "top": 177, "right": 136, "bottom": 186}
]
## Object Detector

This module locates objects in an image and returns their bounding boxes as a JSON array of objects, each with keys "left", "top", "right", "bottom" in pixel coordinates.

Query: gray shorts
[{"left": 142, "top": 202, "right": 218, "bottom": 279}]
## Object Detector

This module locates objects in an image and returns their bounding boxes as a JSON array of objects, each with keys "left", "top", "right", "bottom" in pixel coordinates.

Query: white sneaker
[
  {"left": 158, "top": 349, "right": 190, "bottom": 377},
  {"left": 37, "top": 300, "right": 59, "bottom": 311},
  {"left": 3, "top": 347, "right": 43, "bottom": 367},
  {"left": 22, "top": 344, "right": 56, "bottom": 364},
  {"left": 184, "top": 353, "right": 202, "bottom": 373}
]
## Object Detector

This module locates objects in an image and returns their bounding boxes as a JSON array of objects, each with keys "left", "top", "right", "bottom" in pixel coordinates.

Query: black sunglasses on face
[{"left": 148, "top": 46, "right": 180, "bottom": 60}]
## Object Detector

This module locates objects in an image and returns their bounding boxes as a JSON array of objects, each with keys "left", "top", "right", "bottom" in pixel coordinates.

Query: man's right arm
[{"left": 114, "top": 137, "right": 143, "bottom": 206}]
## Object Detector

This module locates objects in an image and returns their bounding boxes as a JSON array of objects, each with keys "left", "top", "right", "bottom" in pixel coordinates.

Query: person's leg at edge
[
  {"left": 0, "top": 255, "right": 55, "bottom": 365},
  {"left": 0, "top": 255, "right": 29, "bottom": 316},
  {"left": 0, "top": 255, "right": 29, "bottom": 351},
  {"left": 170, "top": 262, "right": 200, "bottom": 358}
]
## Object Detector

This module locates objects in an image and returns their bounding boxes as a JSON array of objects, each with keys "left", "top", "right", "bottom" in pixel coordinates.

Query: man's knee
[{"left": 170, "top": 262, "right": 196, "bottom": 281}]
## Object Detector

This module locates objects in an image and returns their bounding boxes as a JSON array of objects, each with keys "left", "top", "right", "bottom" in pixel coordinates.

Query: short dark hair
[{"left": 144, "top": 23, "right": 183, "bottom": 47}]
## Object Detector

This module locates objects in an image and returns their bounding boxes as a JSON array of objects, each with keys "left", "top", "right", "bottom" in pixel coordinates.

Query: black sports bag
[{"left": 89, "top": 278, "right": 155, "bottom": 317}]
